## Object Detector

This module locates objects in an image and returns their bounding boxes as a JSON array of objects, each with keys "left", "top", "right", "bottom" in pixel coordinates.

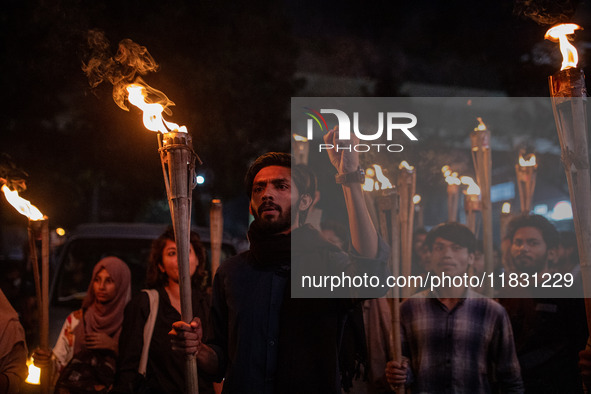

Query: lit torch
[
  {"left": 500, "top": 202, "right": 512, "bottom": 241},
  {"left": 292, "top": 134, "right": 309, "bottom": 165},
  {"left": 1, "top": 184, "right": 50, "bottom": 393},
  {"left": 397, "top": 161, "right": 416, "bottom": 298},
  {"left": 413, "top": 194, "right": 423, "bottom": 229},
  {"left": 470, "top": 118, "right": 494, "bottom": 296},
  {"left": 366, "top": 165, "right": 402, "bottom": 391},
  {"left": 546, "top": 23, "right": 591, "bottom": 337},
  {"left": 442, "top": 166, "right": 461, "bottom": 222},
  {"left": 515, "top": 152, "right": 537, "bottom": 213},
  {"left": 461, "top": 176, "right": 481, "bottom": 236},
  {"left": 126, "top": 81, "right": 200, "bottom": 393}
]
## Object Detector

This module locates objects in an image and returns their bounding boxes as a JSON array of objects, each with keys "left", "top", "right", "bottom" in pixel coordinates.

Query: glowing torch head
[
  {"left": 292, "top": 134, "right": 308, "bottom": 142},
  {"left": 373, "top": 165, "right": 393, "bottom": 190},
  {"left": 502, "top": 202, "right": 511, "bottom": 214},
  {"left": 399, "top": 161, "right": 414, "bottom": 172},
  {"left": 461, "top": 176, "right": 481, "bottom": 195},
  {"left": 1, "top": 185, "right": 44, "bottom": 221},
  {"left": 545, "top": 23, "right": 581, "bottom": 70},
  {"left": 518, "top": 154, "right": 537, "bottom": 168}
]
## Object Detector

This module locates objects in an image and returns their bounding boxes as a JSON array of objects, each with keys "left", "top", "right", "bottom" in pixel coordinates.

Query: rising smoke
[
  {"left": 81, "top": 30, "right": 168, "bottom": 112},
  {"left": 513, "top": 0, "right": 577, "bottom": 25}
]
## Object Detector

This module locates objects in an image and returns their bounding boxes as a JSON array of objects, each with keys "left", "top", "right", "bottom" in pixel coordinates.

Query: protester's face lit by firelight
[
  {"left": 430, "top": 237, "right": 473, "bottom": 278},
  {"left": 250, "top": 165, "right": 297, "bottom": 234},
  {"left": 510, "top": 226, "right": 550, "bottom": 274}
]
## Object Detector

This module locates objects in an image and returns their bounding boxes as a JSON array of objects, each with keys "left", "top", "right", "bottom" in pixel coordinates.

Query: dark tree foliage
[{"left": 0, "top": 0, "right": 298, "bottom": 227}]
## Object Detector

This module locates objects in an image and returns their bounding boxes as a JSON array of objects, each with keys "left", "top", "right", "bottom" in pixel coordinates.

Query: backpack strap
[{"left": 138, "top": 289, "right": 159, "bottom": 375}]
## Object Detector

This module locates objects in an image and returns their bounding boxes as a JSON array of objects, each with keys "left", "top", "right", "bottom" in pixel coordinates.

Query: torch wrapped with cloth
[{"left": 546, "top": 23, "right": 591, "bottom": 337}]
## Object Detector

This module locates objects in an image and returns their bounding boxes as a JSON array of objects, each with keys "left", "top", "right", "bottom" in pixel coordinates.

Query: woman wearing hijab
[
  {"left": 37, "top": 256, "right": 131, "bottom": 393},
  {"left": 112, "top": 227, "right": 214, "bottom": 393},
  {"left": 0, "top": 288, "right": 28, "bottom": 394}
]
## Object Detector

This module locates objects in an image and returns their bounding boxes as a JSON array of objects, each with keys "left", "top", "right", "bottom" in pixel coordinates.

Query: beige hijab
[{"left": 74, "top": 256, "right": 131, "bottom": 354}]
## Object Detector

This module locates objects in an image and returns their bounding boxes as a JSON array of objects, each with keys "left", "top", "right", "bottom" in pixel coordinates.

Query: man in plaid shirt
[{"left": 386, "top": 223, "right": 523, "bottom": 393}]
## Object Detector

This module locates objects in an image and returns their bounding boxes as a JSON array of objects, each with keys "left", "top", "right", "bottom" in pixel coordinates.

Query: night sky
[{"left": 0, "top": 0, "right": 589, "bottom": 235}]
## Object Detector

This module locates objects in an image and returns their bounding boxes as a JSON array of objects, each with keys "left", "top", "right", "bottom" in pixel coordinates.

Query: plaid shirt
[{"left": 401, "top": 290, "right": 524, "bottom": 393}]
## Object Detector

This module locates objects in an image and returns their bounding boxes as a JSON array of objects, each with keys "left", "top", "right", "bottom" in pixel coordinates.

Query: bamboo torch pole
[
  {"left": 463, "top": 192, "right": 481, "bottom": 236},
  {"left": 159, "top": 132, "right": 200, "bottom": 394},
  {"left": 442, "top": 167, "right": 460, "bottom": 222},
  {"left": 1, "top": 183, "right": 49, "bottom": 392},
  {"left": 27, "top": 222, "right": 50, "bottom": 394},
  {"left": 398, "top": 161, "right": 416, "bottom": 299},
  {"left": 292, "top": 134, "right": 310, "bottom": 165},
  {"left": 210, "top": 199, "right": 223, "bottom": 279},
  {"left": 547, "top": 25, "right": 591, "bottom": 336},
  {"left": 470, "top": 119, "right": 494, "bottom": 297},
  {"left": 515, "top": 153, "right": 538, "bottom": 213},
  {"left": 413, "top": 194, "right": 423, "bottom": 229},
  {"left": 376, "top": 188, "right": 402, "bottom": 392},
  {"left": 500, "top": 202, "right": 512, "bottom": 241}
]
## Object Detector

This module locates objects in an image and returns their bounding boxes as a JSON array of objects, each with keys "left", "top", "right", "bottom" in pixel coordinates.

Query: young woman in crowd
[
  {"left": 112, "top": 227, "right": 214, "bottom": 393},
  {"left": 36, "top": 256, "right": 131, "bottom": 393}
]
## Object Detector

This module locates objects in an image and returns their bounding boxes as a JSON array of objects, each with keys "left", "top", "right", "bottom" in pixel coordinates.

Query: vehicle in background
[{"left": 47, "top": 222, "right": 239, "bottom": 346}]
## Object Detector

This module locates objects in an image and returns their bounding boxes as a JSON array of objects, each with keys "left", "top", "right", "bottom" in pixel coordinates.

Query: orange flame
[
  {"left": 374, "top": 165, "right": 393, "bottom": 190},
  {"left": 461, "top": 176, "right": 481, "bottom": 195},
  {"left": 445, "top": 172, "right": 461, "bottom": 186},
  {"left": 474, "top": 117, "right": 487, "bottom": 131},
  {"left": 545, "top": 23, "right": 581, "bottom": 70},
  {"left": 518, "top": 154, "right": 537, "bottom": 167},
  {"left": 2, "top": 185, "right": 44, "bottom": 221},
  {"left": 502, "top": 202, "right": 511, "bottom": 214},
  {"left": 126, "top": 82, "right": 187, "bottom": 134},
  {"left": 363, "top": 167, "right": 375, "bottom": 192},
  {"left": 399, "top": 161, "right": 414, "bottom": 171},
  {"left": 293, "top": 134, "right": 308, "bottom": 142}
]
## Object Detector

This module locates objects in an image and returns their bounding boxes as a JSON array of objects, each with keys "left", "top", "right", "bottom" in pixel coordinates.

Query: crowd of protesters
[{"left": 2, "top": 144, "right": 591, "bottom": 393}]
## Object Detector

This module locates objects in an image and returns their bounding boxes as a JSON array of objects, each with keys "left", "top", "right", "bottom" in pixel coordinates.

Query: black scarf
[{"left": 247, "top": 221, "right": 341, "bottom": 270}]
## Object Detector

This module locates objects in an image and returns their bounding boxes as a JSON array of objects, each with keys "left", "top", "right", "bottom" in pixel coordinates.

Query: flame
[
  {"left": 25, "top": 357, "right": 40, "bottom": 385},
  {"left": 56, "top": 227, "right": 66, "bottom": 236},
  {"left": 374, "top": 165, "right": 393, "bottom": 190},
  {"left": 292, "top": 134, "right": 308, "bottom": 142},
  {"left": 502, "top": 202, "right": 511, "bottom": 214},
  {"left": 445, "top": 172, "right": 461, "bottom": 186},
  {"left": 413, "top": 194, "right": 421, "bottom": 204},
  {"left": 399, "top": 161, "right": 414, "bottom": 171},
  {"left": 363, "top": 167, "right": 375, "bottom": 192},
  {"left": 126, "top": 83, "right": 187, "bottom": 134},
  {"left": 474, "top": 117, "right": 487, "bottom": 131},
  {"left": 545, "top": 24, "right": 581, "bottom": 70},
  {"left": 518, "top": 154, "right": 537, "bottom": 167},
  {"left": 461, "top": 176, "right": 481, "bottom": 195},
  {"left": 2, "top": 185, "right": 44, "bottom": 221},
  {"left": 363, "top": 177, "right": 375, "bottom": 192},
  {"left": 441, "top": 165, "right": 451, "bottom": 177}
]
